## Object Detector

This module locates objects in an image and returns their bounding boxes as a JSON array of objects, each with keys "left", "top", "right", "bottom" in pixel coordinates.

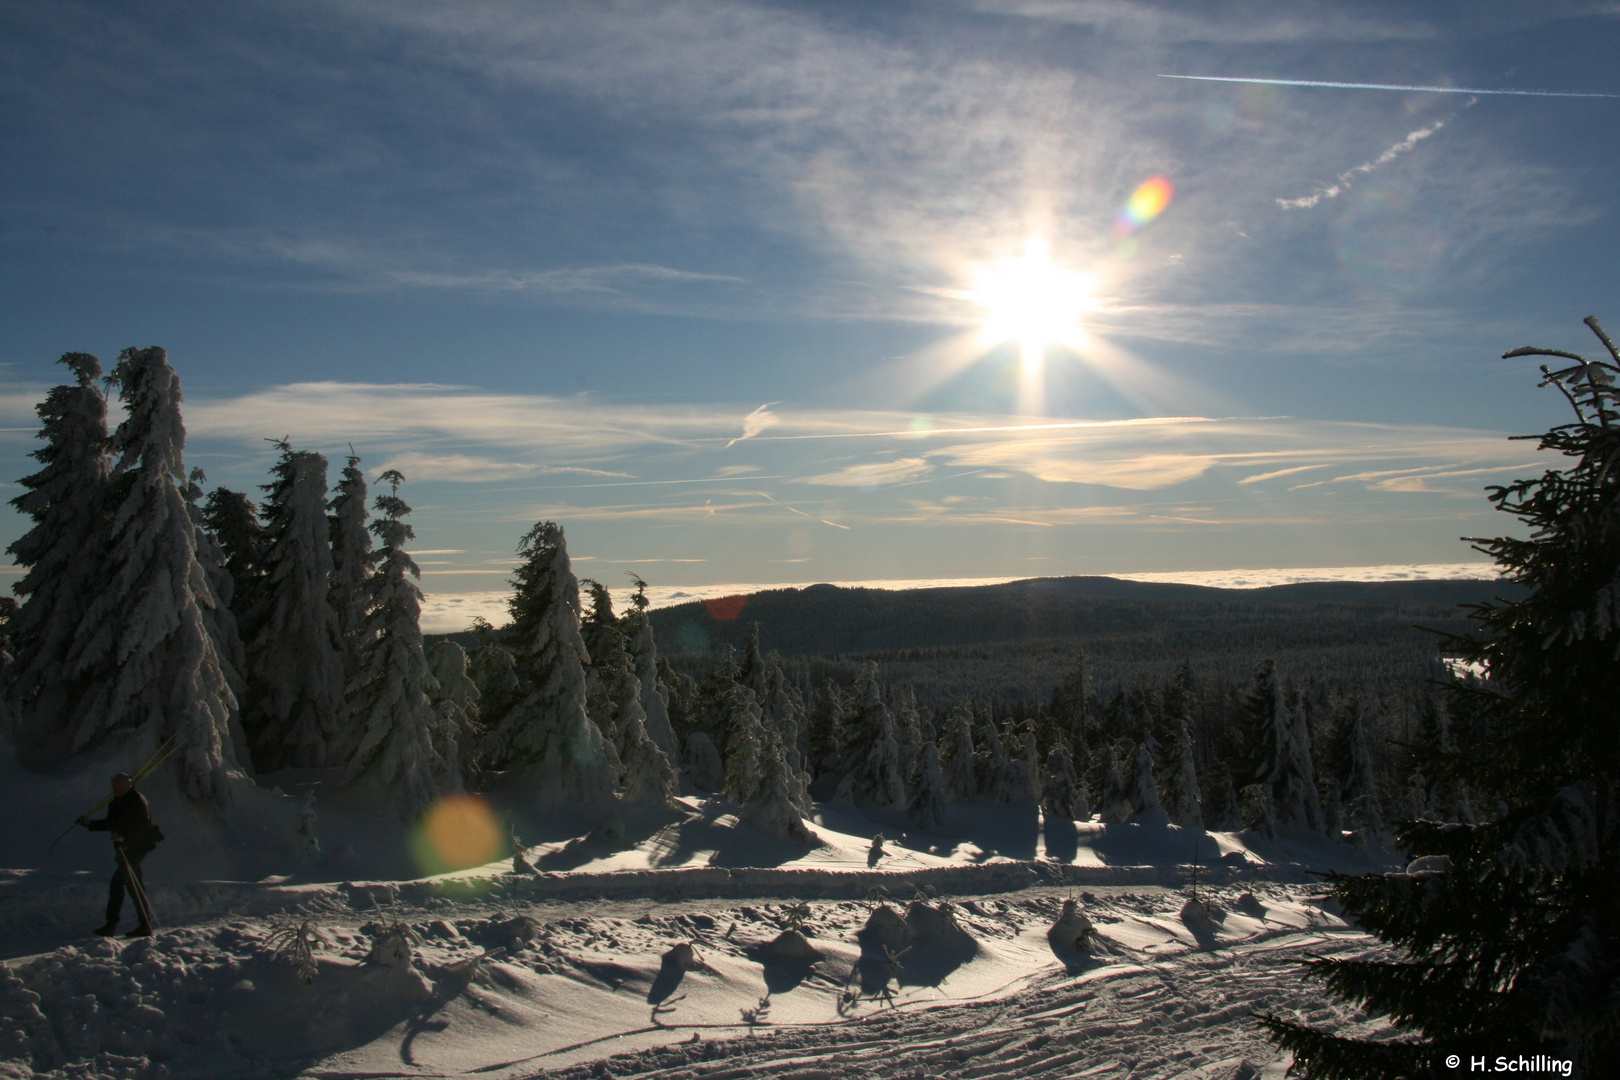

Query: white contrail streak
[{"left": 1159, "top": 74, "right": 1620, "bottom": 99}]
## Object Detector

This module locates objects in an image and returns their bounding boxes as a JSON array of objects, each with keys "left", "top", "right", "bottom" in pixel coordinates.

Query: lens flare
[
  {"left": 966, "top": 238, "right": 1097, "bottom": 373},
  {"left": 410, "top": 794, "right": 505, "bottom": 876},
  {"left": 1113, "top": 176, "right": 1175, "bottom": 239}
]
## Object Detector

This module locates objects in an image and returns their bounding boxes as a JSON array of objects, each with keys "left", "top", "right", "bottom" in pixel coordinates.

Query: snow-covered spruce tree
[
  {"left": 847, "top": 663, "right": 907, "bottom": 809},
  {"left": 939, "top": 701, "right": 978, "bottom": 803},
  {"left": 242, "top": 442, "right": 346, "bottom": 771},
  {"left": 742, "top": 725, "right": 814, "bottom": 842},
  {"left": 1263, "top": 318, "right": 1620, "bottom": 1078},
  {"left": 1239, "top": 660, "right": 1320, "bottom": 834},
  {"left": 622, "top": 574, "right": 681, "bottom": 770},
  {"left": 1283, "top": 687, "right": 1325, "bottom": 833},
  {"left": 201, "top": 486, "right": 265, "bottom": 624},
  {"left": 1041, "top": 738, "right": 1084, "bottom": 823},
  {"left": 6, "top": 353, "right": 111, "bottom": 763},
  {"left": 579, "top": 580, "right": 629, "bottom": 765},
  {"left": 427, "top": 639, "right": 483, "bottom": 782},
  {"left": 910, "top": 739, "right": 948, "bottom": 833},
  {"left": 1007, "top": 716, "right": 1041, "bottom": 803},
  {"left": 343, "top": 471, "right": 455, "bottom": 820},
  {"left": 894, "top": 685, "right": 926, "bottom": 788},
  {"left": 467, "top": 616, "right": 521, "bottom": 722},
  {"left": 1344, "top": 697, "right": 1387, "bottom": 847},
  {"left": 1097, "top": 742, "right": 1133, "bottom": 824},
  {"left": 481, "top": 522, "right": 617, "bottom": 810},
  {"left": 185, "top": 469, "right": 250, "bottom": 766},
  {"left": 976, "top": 708, "right": 1011, "bottom": 803},
  {"left": 1129, "top": 736, "right": 1167, "bottom": 825},
  {"left": 1162, "top": 701, "right": 1203, "bottom": 831},
  {"left": 805, "top": 678, "right": 847, "bottom": 782},
  {"left": 722, "top": 684, "right": 765, "bottom": 804},
  {"left": 737, "top": 621, "right": 768, "bottom": 702},
  {"left": 580, "top": 580, "right": 675, "bottom": 808},
  {"left": 327, "top": 448, "right": 372, "bottom": 694},
  {"left": 62, "top": 347, "right": 242, "bottom": 801}
]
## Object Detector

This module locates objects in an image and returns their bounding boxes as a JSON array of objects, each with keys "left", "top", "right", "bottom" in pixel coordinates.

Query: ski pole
[
  {"left": 115, "top": 840, "right": 156, "bottom": 932},
  {"left": 48, "top": 726, "right": 189, "bottom": 853}
]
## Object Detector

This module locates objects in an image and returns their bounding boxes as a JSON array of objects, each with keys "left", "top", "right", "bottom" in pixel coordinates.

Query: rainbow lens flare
[
  {"left": 410, "top": 793, "right": 505, "bottom": 876},
  {"left": 1114, "top": 176, "right": 1174, "bottom": 238}
]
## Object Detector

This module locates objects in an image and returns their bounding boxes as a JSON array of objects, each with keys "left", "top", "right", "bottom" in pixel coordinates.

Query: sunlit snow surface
[
  {"left": 418, "top": 562, "right": 1498, "bottom": 632},
  {"left": 2, "top": 768, "right": 1402, "bottom": 1079}
]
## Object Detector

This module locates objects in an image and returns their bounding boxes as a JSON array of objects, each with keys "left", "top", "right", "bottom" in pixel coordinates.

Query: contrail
[{"left": 1159, "top": 74, "right": 1620, "bottom": 99}]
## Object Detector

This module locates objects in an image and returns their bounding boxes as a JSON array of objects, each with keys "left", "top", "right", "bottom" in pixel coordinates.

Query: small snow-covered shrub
[{"left": 265, "top": 920, "right": 321, "bottom": 983}]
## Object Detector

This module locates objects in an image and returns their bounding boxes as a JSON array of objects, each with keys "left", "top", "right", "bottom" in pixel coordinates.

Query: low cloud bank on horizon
[{"left": 416, "top": 561, "right": 1499, "bottom": 634}]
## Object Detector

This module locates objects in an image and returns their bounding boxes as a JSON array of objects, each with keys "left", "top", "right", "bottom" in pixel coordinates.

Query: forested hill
[{"left": 650, "top": 576, "right": 1510, "bottom": 659}]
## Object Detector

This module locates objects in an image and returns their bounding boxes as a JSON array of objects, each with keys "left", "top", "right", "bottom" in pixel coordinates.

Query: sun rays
[{"left": 964, "top": 237, "right": 1098, "bottom": 380}]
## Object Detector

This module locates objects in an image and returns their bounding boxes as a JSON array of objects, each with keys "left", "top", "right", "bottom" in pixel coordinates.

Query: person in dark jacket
[{"left": 79, "top": 773, "right": 156, "bottom": 937}]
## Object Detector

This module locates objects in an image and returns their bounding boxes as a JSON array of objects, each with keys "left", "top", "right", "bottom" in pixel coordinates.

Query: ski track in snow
[{"left": 0, "top": 881, "right": 1397, "bottom": 1080}]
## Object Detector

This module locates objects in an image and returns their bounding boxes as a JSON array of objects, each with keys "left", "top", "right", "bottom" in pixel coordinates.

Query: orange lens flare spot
[
  {"left": 704, "top": 594, "right": 747, "bottom": 621},
  {"left": 412, "top": 794, "right": 504, "bottom": 875}
]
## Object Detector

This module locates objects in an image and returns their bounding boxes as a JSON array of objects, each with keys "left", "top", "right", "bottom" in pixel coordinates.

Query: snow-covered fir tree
[
  {"left": 805, "top": 678, "right": 846, "bottom": 780},
  {"left": 1129, "top": 736, "right": 1167, "bottom": 824},
  {"left": 737, "top": 622, "right": 768, "bottom": 703},
  {"left": 621, "top": 710, "right": 680, "bottom": 809},
  {"left": 1282, "top": 687, "right": 1324, "bottom": 832},
  {"left": 185, "top": 468, "right": 250, "bottom": 767},
  {"left": 1162, "top": 702, "right": 1203, "bottom": 831},
  {"left": 1006, "top": 716, "right": 1041, "bottom": 803},
  {"left": 6, "top": 353, "right": 111, "bottom": 763},
  {"left": 62, "top": 347, "right": 243, "bottom": 801},
  {"left": 1097, "top": 743, "right": 1132, "bottom": 824},
  {"left": 684, "top": 730, "right": 725, "bottom": 792},
  {"left": 578, "top": 580, "right": 629, "bottom": 769},
  {"left": 622, "top": 574, "right": 681, "bottom": 770},
  {"left": 722, "top": 684, "right": 764, "bottom": 804},
  {"left": 427, "top": 639, "right": 482, "bottom": 782},
  {"left": 910, "top": 739, "right": 948, "bottom": 833},
  {"left": 1042, "top": 738, "right": 1085, "bottom": 823},
  {"left": 976, "top": 708, "right": 1014, "bottom": 804},
  {"left": 466, "top": 616, "right": 521, "bottom": 724},
  {"left": 741, "top": 726, "right": 814, "bottom": 842},
  {"left": 343, "top": 471, "right": 456, "bottom": 820},
  {"left": 1241, "top": 661, "right": 1321, "bottom": 834},
  {"left": 327, "top": 448, "right": 372, "bottom": 695},
  {"left": 1341, "top": 702, "right": 1380, "bottom": 841},
  {"left": 939, "top": 701, "right": 978, "bottom": 803},
  {"left": 893, "top": 686, "right": 926, "bottom": 789},
  {"left": 580, "top": 581, "right": 675, "bottom": 809},
  {"left": 481, "top": 522, "right": 617, "bottom": 810},
  {"left": 847, "top": 663, "right": 907, "bottom": 808},
  {"left": 242, "top": 442, "right": 346, "bottom": 771}
]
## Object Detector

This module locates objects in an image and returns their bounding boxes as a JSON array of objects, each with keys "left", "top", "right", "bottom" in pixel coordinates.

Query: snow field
[{"left": 0, "top": 882, "right": 1389, "bottom": 1080}]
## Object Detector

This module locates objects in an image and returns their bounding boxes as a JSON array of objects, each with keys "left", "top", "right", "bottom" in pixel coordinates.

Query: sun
[{"left": 965, "top": 238, "right": 1097, "bottom": 374}]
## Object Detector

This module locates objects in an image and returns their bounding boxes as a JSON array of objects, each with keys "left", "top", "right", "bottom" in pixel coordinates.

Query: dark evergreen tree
[
  {"left": 201, "top": 486, "right": 265, "bottom": 622},
  {"left": 328, "top": 448, "right": 372, "bottom": 696},
  {"left": 6, "top": 353, "right": 111, "bottom": 762},
  {"left": 241, "top": 441, "right": 346, "bottom": 771},
  {"left": 1263, "top": 317, "right": 1620, "bottom": 1077}
]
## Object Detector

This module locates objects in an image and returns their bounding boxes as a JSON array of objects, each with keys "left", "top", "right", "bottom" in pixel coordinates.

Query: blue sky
[{"left": 2, "top": 1, "right": 1617, "bottom": 603}]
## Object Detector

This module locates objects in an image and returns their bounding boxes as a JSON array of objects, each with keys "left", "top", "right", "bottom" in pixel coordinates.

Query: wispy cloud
[
  {"left": 724, "top": 403, "right": 780, "bottom": 449},
  {"left": 798, "top": 457, "right": 933, "bottom": 487}
]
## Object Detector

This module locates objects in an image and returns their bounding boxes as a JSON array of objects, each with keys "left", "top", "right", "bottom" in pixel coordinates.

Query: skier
[{"left": 78, "top": 773, "right": 160, "bottom": 937}]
